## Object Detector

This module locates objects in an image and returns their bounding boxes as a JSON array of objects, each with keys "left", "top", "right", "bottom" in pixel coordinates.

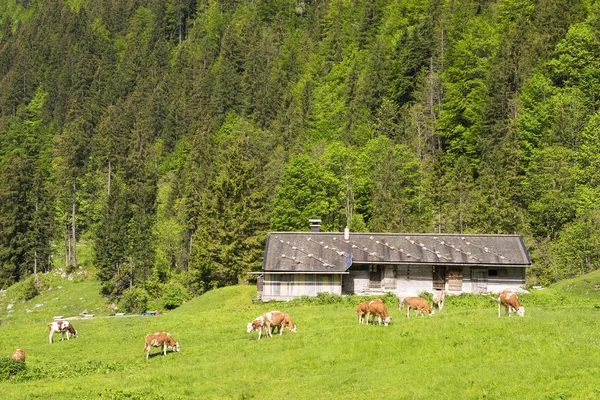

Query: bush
[
  {"left": 444, "top": 292, "right": 497, "bottom": 309},
  {"left": 20, "top": 276, "right": 39, "bottom": 301},
  {"left": 119, "top": 287, "right": 149, "bottom": 313},
  {"left": 144, "top": 279, "right": 162, "bottom": 299},
  {"left": 162, "top": 283, "right": 189, "bottom": 310},
  {"left": 0, "top": 357, "right": 26, "bottom": 381}
]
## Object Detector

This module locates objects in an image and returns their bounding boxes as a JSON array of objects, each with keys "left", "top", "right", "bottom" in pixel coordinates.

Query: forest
[{"left": 1, "top": 0, "right": 600, "bottom": 307}]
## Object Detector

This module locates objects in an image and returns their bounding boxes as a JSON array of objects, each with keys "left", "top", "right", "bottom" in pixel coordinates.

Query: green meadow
[{"left": 2, "top": 272, "right": 600, "bottom": 399}]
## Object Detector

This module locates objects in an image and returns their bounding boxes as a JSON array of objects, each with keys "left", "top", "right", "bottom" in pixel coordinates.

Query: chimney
[{"left": 309, "top": 219, "right": 322, "bottom": 232}]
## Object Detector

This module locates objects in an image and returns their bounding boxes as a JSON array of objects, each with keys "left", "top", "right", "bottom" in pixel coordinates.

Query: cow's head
[
  {"left": 516, "top": 306, "right": 525, "bottom": 317},
  {"left": 429, "top": 309, "right": 435, "bottom": 316},
  {"left": 383, "top": 316, "right": 391, "bottom": 326},
  {"left": 248, "top": 320, "right": 263, "bottom": 333},
  {"left": 171, "top": 342, "right": 180, "bottom": 352}
]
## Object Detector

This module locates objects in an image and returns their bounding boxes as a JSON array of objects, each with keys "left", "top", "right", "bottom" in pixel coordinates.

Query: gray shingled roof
[{"left": 262, "top": 232, "right": 531, "bottom": 273}]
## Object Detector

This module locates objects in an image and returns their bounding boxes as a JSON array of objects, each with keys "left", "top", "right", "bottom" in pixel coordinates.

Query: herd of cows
[
  {"left": 246, "top": 289, "right": 525, "bottom": 339},
  {"left": 7, "top": 290, "right": 525, "bottom": 362}
]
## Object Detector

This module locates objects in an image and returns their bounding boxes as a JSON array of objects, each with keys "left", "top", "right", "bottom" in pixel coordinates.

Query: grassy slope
[
  {"left": 0, "top": 274, "right": 599, "bottom": 399},
  {"left": 0, "top": 269, "right": 111, "bottom": 324}
]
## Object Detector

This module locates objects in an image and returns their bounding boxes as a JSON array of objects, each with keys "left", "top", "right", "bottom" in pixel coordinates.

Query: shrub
[
  {"left": 162, "top": 283, "right": 189, "bottom": 310},
  {"left": 119, "top": 287, "right": 149, "bottom": 313},
  {"left": 444, "top": 292, "right": 497, "bottom": 308},
  {"left": 144, "top": 279, "right": 162, "bottom": 299},
  {"left": 0, "top": 357, "right": 26, "bottom": 381},
  {"left": 20, "top": 276, "right": 39, "bottom": 301}
]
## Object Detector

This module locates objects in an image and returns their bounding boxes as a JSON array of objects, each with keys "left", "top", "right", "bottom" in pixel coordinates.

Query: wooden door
[
  {"left": 369, "top": 265, "right": 383, "bottom": 289},
  {"left": 433, "top": 266, "right": 446, "bottom": 290},
  {"left": 447, "top": 266, "right": 463, "bottom": 291}
]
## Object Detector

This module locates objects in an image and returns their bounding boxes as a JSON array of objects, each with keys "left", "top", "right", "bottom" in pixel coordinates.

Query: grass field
[{"left": 1, "top": 273, "right": 600, "bottom": 399}]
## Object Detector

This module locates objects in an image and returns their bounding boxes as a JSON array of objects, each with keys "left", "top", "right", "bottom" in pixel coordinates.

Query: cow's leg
[
  {"left": 163, "top": 344, "right": 167, "bottom": 356},
  {"left": 49, "top": 332, "right": 53, "bottom": 344},
  {"left": 498, "top": 303, "right": 501, "bottom": 318},
  {"left": 257, "top": 328, "right": 262, "bottom": 340}
]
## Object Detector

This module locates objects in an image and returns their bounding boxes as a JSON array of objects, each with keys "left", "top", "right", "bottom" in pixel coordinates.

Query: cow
[
  {"left": 144, "top": 332, "right": 180, "bottom": 360},
  {"left": 497, "top": 290, "right": 524, "bottom": 317},
  {"left": 432, "top": 290, "right": 446, "bottom": 311},
  {"left": 48, "top": 320, "right": 78, "bottom": 344},
  {"left": 268, "top": 311, "right": 297, "bottom": 335},
  {"left": 11, "top": 348, "right": 25, "bottom": 362},
  {"left": 356, "top": 301, "right": 371, "bottom": 324},
  {"left": 400, "top": 296, "right": 434, "bottom": 318},
  {"left": 247, "top": 314, "right": 271, "bottom": 340},
  {"left": 367, "top": 300, "right": 391, "bottom": 326}
]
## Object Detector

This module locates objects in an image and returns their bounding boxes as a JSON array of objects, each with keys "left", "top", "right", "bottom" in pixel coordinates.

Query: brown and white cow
[
  {"left": 367, "top": 300, "right": 391, "bottom": 326},
  {"left": 268, "top": 311, "right": 297, "bottom": 335},
  {"left": 144, "top": 332, "right": 180, "bottom": 360},
  {"left": 247, "top": 314, "right": 271, "bottom": 340},
  {"left": 48, "top": 320, "right": 78, "bottom": 344},
  {"left": 432, "top": 290, "right": 446, "bottom": 311},
  {"left": 497, "top": 290, "right": 525, "bottom": 317},
  {"left": 401, "top": 296, "right": 434, "bottom": 318},
  {"left": 11, "top": 348, "right": 25, "bottom": 362}
]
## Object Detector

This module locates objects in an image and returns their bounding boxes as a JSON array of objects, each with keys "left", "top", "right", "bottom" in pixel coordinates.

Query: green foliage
[
  {"left": 270, "top": 153, "right": 344, "bottom": 231},
  {"left": 0, "top": 357, "right": 26, "bottom": 381},
  {"left": 19, "top": 276, "right": 39, "bottom": 301},
  {"left": 13, "top": 361, "right": 122, "bottom": 383},
  {"left": 162, "top": 283, "right": 189, "bottom": 310},
  {"left": 119, "top": 287, "right": 149, "bottom": 313},
  {"left": 3, "top": 0, "right": 600, "bottom": 295}
]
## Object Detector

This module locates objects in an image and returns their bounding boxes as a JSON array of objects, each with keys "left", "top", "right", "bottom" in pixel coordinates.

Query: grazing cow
[
  {"left": 11, "top": 348, "right": 25, "bottom": 362},
  {"left": 497, "top": 290, "right": 524, "bottom": 317},
  {"left": 48, "top": 320, "right": 78, "bottom": 344},
  {"left": 401, "top": 296, "right": 434, "bottom": 318},
  {"left": 247, "top": 314, "right": 271, "bottom": 340},
  {"left": 432, "top": 290, "right": 446, "bottom": 311},
  {"left": 356, "top": 301, "right": 372, "bottom": 324},
  {"left": 144, "top": 332, "right": 180, "bottom": 360},
  {"left": 268, "top": 311, "right": 297, "bottom": 335},
  {"left": 367, "top": 300, "right": 391, "bottom": 326}
]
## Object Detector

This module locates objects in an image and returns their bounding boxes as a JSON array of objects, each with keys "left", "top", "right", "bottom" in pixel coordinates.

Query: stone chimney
[{"left": 309, "top": 219, "right": 322, "bottom": 232}]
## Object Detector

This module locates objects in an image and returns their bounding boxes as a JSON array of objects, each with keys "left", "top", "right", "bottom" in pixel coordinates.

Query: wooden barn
[{"left": 257, "top": 229, "right": 531, "bottom": 301}]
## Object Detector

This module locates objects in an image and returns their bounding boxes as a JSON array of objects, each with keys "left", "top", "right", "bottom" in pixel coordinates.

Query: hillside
[
  {"left": 0, "top": 269, "right": 109, "bottom": 325},
  {"left": 4, "top": 267, "right": 600, "bottom": 326},
  {"left": 1, "top": 0, "right": 600, "bottom": 302}
]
